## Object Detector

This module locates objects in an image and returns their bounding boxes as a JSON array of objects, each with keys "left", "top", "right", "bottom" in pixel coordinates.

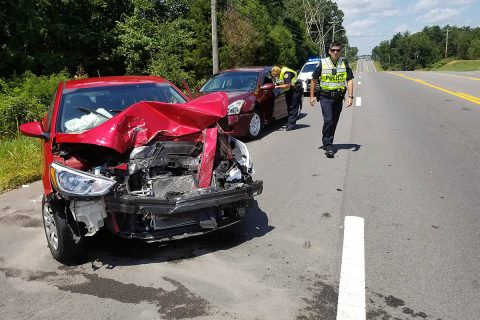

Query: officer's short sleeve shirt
[
  {"left": 282, "top": 71, "right": 294, "bottom": 85},
  {"left": 312, "top": 59, "right": 354, "bottom": 81}
]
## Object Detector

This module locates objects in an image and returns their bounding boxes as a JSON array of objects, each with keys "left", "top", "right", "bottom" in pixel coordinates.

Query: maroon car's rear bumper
[{"left": 223, "top": 113, "right": 255, "bottom": 137}]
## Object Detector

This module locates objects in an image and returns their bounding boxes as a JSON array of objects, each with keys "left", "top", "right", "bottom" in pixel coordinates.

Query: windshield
[
  {"left": 301, "top": 63, "right": 318, "bottom": 73},
  {"left": 200, "top": 71, "right": 259, "bottom": 93},
  {"left": 57, "top": 83, "right": 187, "bottom": 133}
]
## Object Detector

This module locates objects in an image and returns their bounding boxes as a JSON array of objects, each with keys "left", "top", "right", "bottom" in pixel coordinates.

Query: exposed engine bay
[
  {"left": 52, "top": 123, "right": 262, "bottom": 241},
  {"left": 125, "top": 137, "right": 251, "bottom": 199}
]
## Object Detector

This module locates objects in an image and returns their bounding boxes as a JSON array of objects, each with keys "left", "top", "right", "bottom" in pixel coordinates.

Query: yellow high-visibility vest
[
  {"left": 319, "top": 57, "right": 347, "bottom": 91},
  {"left": 276, "top": 67, "right": 298, "bottom": 91}
]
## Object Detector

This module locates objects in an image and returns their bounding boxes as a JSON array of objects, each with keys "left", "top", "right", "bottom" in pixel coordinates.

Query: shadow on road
[
  {"left": 256, "top": 118, "right": 288, "bottom": 139},
  {"left": 297, "top": 112, "right": 308, "bottom": 120},
  {"left": 291, "top": 123, "right": 310, "bottom": 130},
  {"left": 82, "top": 201, "right": 273, "bottom": 268},
  {"left": 317, "top": 143, "right": 362, "bottom": 152},
  {"left": 334, "top": 143, "right": 361, "bottom": 152},
  {"left": 254, "top": 115, "right": 311, "bottom": 139}
]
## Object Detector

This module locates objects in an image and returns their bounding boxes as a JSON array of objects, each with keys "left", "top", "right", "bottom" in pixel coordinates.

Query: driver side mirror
[
  {"left": 260, "top": 83, "right": 275, "bottom": 91},
  {"left": 19, "top": 122, "right": 49, "bottom": 141}
]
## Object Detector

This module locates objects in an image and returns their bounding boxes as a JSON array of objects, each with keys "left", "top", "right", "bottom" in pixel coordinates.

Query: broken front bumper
[{"left": 103, "top": 181, "right": 263, "bottom": 241}]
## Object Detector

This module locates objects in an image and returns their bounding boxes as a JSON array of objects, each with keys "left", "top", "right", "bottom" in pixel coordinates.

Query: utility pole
[
  {"left": 211, "top": 0, "right": 219, "bottom": 74},
  {"left": 330, "top": 20, "right": 337, "bottom": 43},
  {"left": 445, "top": 28, "right": 450, "bottom": 59}
]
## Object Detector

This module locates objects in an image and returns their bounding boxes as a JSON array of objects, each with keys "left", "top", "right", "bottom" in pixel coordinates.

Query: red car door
[{"left": 260, "top": 69, "right": 288, "bottom": 120}]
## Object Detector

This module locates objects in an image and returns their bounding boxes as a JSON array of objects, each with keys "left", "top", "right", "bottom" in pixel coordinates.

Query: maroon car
[
  {"left": 19, "top": 76, "right": 263, "bottom": 263},
  {"left": 199, "top": 67, "right": 288, "bottom": 139}
]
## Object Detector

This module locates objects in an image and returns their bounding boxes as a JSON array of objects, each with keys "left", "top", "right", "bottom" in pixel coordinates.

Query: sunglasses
[{"left": 330, "top": 49, "right": 342, "bottom": 53}]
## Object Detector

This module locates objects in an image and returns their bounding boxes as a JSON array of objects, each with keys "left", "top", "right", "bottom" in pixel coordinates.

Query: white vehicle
[{"left": 297, "top": 58, "right": 320, "bottom": 93}]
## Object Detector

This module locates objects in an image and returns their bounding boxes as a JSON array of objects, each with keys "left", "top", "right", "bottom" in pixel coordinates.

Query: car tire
[
  {"left": 246, "top": 109, "right": 263, "bottom": 140},
  {"left": 42, "top": 196, "right": 84, "bottom": 263}
]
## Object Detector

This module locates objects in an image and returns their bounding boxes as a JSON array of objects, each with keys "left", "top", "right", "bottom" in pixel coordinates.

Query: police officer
[
  {"left": 271, "top": 66, "right": 303, "bottom": 131},
  {"left": 309, "top": 42, "right": 354, "bottom": 158}
]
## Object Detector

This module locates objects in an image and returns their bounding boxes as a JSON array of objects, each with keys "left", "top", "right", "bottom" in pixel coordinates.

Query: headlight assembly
[
  {"left": 227, "top": 100, "right": 245, "bottom": 115},
  {"left": 50, "top": 162, "right": 116, "bottom": 198}
]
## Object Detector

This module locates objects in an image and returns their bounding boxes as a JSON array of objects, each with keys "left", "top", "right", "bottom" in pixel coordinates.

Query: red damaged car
[
  {"left": 199, "top": 67, "right": 288, "bottom": 139},
  {"left": 20, "top": 76, "right": 263, "bottom": 263}
]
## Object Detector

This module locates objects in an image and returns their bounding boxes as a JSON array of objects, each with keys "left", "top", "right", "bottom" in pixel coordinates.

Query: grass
[
  {"left": 372, "top": 60, "right": 384, "bottom": 71},
  {"left": 350, "top": 60, "right": 357, "bottom": 71},
  {"left": 0, "top": 135, "right": 42, "bottom": 193},
  {"left": 432, "top": 59, "right": 480, "bottom": 71}
]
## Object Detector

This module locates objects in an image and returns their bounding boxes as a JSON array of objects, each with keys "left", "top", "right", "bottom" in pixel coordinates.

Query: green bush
[
  {"left": 427, "top": 58, "right": 451, "bottom": 70},
  {"left": 0, "top": 70, "right": 69, "bottom": 137},
  {"left": 0, "top": 94, "right": 45, "bottom": 136}
]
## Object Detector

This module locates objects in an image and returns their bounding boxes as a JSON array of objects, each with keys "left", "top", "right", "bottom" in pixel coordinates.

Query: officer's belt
[{"left": 319, "top": 89, "right": 345, "bottom": 99}]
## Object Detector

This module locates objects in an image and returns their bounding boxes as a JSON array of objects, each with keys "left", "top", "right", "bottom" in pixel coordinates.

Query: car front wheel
[
  {"left": 246, "top": 110, "right": 262, "bottom": 139},
  {"left": 42, "top": 196, "right": 84, "bottom": 263}
]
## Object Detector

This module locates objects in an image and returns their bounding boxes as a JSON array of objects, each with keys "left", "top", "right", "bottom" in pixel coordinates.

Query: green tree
[
  {"left": 183, "top": 0, "right": 214, "bottom": 84},
  {"left": 373, "top": 40, "right": 392, "bottom": 70},
  {"left": 268, "top": 25, "right": 297, "bottom": 66},
  {"left": 346, "top": 46, "right": 358, "bottom": 62},
  {"left": 468, "top": 39, "right": 480, "bottom": 59},
  {"left": 114, "top": 0, "right": 195, "bottom": 85},
  {"left": 451, "top": 27, "right": 473, "bottom": 59},
  {"left": 0, "top": 0, "right": 132, "bottom": 77},
  {"left": 220, "top": 8, "right": 260, "bottom": 68},
  {"left": 407, "top": 32, "right": 441, "bottom": 69}
]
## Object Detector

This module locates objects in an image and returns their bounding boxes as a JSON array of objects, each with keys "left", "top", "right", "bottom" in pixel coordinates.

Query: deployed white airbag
[{"left": 65, "top": 108, "right": 113, "bottom": 133}]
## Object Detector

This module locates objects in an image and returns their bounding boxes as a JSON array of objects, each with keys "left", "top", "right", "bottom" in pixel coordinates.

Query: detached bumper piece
[{"left": 104, "top": 181, "right": 262, "bottom": 241}]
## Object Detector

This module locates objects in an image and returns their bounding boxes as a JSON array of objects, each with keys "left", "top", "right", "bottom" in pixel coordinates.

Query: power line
[
  {"left": 347, "top": 35, "right": 391, "bottom": 37},
  {"left": 303, "top": 0, "right": 330, "bottom": 56}
]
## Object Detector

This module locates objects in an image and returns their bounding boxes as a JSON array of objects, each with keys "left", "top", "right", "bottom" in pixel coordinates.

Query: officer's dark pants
[
  {"left": 319, "top": 96, "right": 343, "bottom": 150},
  {"left": 285, "top": 85, "right": 303, "bottom": 127}
]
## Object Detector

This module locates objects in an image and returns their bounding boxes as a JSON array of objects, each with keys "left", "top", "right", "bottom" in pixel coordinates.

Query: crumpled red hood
[{"left": 55, "top": 92, "right": 228, "bottom": 154}]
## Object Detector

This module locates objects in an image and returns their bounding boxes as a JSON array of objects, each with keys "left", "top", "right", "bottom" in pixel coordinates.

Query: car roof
[
  {"left": 219, "top": 67, "right": 270, "bottom": 73},
  {"left": 64, "top": 75, "right": 169, "bottom": 89}
]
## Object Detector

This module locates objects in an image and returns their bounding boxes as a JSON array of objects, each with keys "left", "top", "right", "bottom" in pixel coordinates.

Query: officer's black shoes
[
  {"left": 325, "top": 149, "right": 335, "bottom": 158},
  {"left": 286, "top": 125, "right": 295, "bottom": 131}
]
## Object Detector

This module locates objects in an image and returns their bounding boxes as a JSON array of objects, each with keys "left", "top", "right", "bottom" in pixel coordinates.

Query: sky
[{"left": 335, "top": 0, "right": 480, "bottom": 55}]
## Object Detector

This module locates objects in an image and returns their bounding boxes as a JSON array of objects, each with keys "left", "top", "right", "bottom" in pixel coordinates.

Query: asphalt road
[
  {"left": 1, "top": 62, "right": 479, "bottom": 320},
  {"left": 356, "top": 59, "right": 376, "bottom": 73}
]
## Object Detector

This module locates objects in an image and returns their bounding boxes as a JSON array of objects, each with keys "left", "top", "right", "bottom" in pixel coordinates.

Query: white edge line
[
  {"left": 355, "top": 97, "right": 362, "bottom": 107},
  {"left": 336, "top": 216, "right": 366, "bottom": 320}
]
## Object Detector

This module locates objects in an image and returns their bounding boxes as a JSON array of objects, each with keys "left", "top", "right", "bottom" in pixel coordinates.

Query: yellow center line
[
  {"left": 434, "top": 72, "right": 480, "bottom": 81},
  {"left": 389, "top": 72, "right": 480, "bottom": 106},
  {"left": 456, "top": 92, "right": 480, "bottom": 103}
]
